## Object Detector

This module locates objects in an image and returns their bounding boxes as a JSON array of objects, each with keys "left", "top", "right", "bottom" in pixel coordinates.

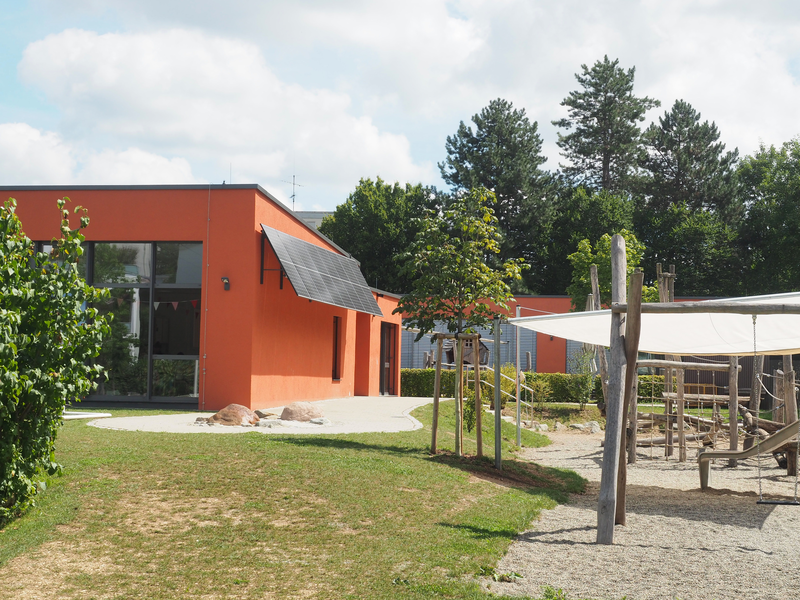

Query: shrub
[{"left": 0, "top": 198, "right": 109, "bottom": 524}]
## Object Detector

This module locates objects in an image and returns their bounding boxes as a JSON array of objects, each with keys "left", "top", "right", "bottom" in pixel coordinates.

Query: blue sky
[{"left": 1, "top": 0, "right": 800, "bottom": 210}]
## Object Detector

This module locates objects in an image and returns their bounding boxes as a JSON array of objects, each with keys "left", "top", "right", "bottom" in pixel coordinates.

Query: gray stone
[
  {"left": 280, "top": 401, "right": 324, "bottom": 422},
  {"left": 586, "top": 421, "right": 602, "bottom": 434},
  {"left": 254, "top": 409, "right": 280, "bottom": 419},
  {"left": 256, "top": 420, "right": 284, "bottom": 428},
  {"left": 554, "top": 421, "right": 566, "bottom": 431},
  {"left": 569, "top": 423, "right": 586, "bottom": 430},
  {"left": 310, "top": 417, "right": 331, "bottom": 425},
  {"left": 537, "top": 423, "right": 549, "bottom": 432}
]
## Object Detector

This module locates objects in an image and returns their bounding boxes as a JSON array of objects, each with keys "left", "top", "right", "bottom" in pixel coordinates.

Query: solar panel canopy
[{"left": 261, "top": 224, "right": 383, "bottom": 317}]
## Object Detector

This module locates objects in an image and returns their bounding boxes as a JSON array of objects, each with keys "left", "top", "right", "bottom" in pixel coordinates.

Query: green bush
[
  {"left": 401, "top": 368, "right": 601, "bottom": 407},
  {"left": 637, "top": 374, "right": 674, "bottom": 402},
  {"left": 0, "top": 198, "right": 109, "bottom": 524}
]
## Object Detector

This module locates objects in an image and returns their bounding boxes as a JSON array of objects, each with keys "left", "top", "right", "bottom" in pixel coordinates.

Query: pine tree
[
  {"left": 553, "top": 56, "right": 659, "bottom": 192},
  {"left": 639, "top": 99, "right": 741, "bottom": 223},
  {"left": 439, "top": 98, "right": 553, "bottom": 291}
]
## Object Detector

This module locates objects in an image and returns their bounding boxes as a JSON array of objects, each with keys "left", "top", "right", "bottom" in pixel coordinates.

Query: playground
[{"left": 488, "top": 429, "right": 800, "bottom": 600}]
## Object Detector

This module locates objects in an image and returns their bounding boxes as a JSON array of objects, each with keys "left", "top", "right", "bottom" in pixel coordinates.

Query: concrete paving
[{"left": 87, "top": 396, "right": 433, "bottom": 435}]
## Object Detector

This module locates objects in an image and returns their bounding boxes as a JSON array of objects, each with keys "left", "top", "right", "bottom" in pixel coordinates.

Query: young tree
[
  {"left": 566, "top": 229, "right": 656, "bottom": 309},
  {"left": 439, "top": 98, "right": 554, "bottom": 288},
  {"left": 318, "top": 178, "right": 441, "bottom": 294},
  {"left": 0, "top": 198, "right": 110, "bottom": 524},
  {"left": 639, "top": 99, "right": 741, "bottom": 222},
  {"left": 553, "top": 56, "right": 660, "bottom": 192},
  {"left": 394, "top": 187, "right": 527, "bottom": 338}
]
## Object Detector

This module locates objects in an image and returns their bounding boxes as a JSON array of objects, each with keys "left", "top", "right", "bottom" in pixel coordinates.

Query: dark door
[{"left": 380, "top": 322, "right": 397, "bottom": 395}]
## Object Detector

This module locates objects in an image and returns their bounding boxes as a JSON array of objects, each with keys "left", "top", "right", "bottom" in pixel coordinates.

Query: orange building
[{"left": 2, "top": 184, "right": 402, "bottom": 411}]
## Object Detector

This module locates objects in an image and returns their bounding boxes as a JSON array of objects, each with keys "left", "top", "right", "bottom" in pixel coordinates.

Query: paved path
[{"left": 88, "top": 396, "right": 432, "bottom": 435}]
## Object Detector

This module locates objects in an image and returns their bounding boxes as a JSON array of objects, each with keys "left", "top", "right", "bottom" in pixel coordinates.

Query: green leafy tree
[
  {"left": 439, "top": 98, "right": 554, "bottom": 290},
  {"left": 634, "top": 202, "right": 742, "bottom": 297},
  {"left": 566, "top": 229, "right": 656, "bottom": 309},
  {"left": 0, "top": 198, "right": 110, "bottom": 524},
  {"left": 318, "top": 177, "right": 440, "bottom": 293},
  {"left": 739, "top": 139, "right": 800, "bottom": 294},
  {"left": 541, "top": 186, "right": 634, "bottom": 294},
  {"left": 553, "top": 56, "right": 660, "bottom": 192},
  {"left": 639, "top": 99, "right": 741, "bottom": 222},
  {"left": 394, "top": 187, "right": 527, "bottom": 338}
]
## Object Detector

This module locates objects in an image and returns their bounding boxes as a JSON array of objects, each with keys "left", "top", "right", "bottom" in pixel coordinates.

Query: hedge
[
  {"left": 401, "top": 368, "right": 598, "bottom": 405},
  {"left": 401, "top": 369, "right": 673, "bottom": 405}
]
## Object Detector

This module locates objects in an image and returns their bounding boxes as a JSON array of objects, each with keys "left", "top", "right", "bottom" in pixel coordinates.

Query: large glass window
[
  {"left": 74, "top": 240, "right": 203, "bottom": 402},
  {"left": 94, "top": 288, "right": 150, "bottom": 396}
]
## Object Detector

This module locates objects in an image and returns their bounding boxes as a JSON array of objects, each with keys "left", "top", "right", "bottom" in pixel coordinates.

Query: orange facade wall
[{"left": 7, "top": 185, "right": 396, "bottom": 410}]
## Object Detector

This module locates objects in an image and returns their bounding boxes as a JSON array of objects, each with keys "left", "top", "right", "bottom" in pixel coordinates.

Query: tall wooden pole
[
  {"left": 454, "top": 338, "right": 464, "bottom": 457},
  {"left": 677, "top": 367, "right": 686, "bottom": 462},
  {"left": 474, "top": 335, "right": 483, "bottom": 457},
  {"left": 597, "top": 235, "right": 627, "bottom": 544},
  {"left": 784, "top": 355, "right": 797, "bottom": 424},
  {"left": 744, "top": 354, "right": 764, "bottom": 451},
  {"left": 616, "top": 270, "right": 643, "bottom": 524},
  {"left": 431, "top": 336, "right": 444, "bottom": 455},
  {"left": 494, "top": 317, "right": 502, "bottom": 471},
  {"left": 728, "top": 356, "right": 739, "bottom": 467},
  {"left": 516, "top": 305, "right": 522, "bottom": 447},
  {"left": 658, "top": 266, "right": 674, "bottom": 457}
]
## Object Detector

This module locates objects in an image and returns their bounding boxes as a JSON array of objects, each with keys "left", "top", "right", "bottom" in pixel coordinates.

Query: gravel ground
[{"left": 486, "top": 431, "right": 800, "bottom": 600}]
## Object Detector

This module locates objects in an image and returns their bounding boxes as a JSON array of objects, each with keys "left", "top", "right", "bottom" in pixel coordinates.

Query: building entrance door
[{"left": 379, "top": 322, "right": 397, "bottom": 395}]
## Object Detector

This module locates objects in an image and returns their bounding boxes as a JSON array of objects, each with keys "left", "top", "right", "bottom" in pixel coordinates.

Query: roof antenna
[{"left": 281, "top": 173, "right": 304, "bottom": 211}]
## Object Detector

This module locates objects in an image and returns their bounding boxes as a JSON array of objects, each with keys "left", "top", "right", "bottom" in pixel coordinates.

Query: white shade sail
[{"left": 510, "top": 291, "right": 800, "bottom": 356}]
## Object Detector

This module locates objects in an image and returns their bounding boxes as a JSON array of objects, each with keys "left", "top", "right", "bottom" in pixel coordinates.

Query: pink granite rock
[
  {"left": 208, "top": 404, "right": 260, "bottom": 426},
  {"left": 280, "top": 401, "right": 324, "bottom": 422}
]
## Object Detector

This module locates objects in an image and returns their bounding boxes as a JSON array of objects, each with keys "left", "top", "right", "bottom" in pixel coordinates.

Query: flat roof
[{"left": 0, "top": 183, "right": 353, "bottom": 259}]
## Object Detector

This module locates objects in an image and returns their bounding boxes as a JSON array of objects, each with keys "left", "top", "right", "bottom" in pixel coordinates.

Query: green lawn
[{"left": 0, "top": 402, "right": 586, "bottom": 599}]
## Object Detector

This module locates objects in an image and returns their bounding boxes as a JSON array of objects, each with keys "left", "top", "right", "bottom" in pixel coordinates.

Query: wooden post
[
  {"left": 597, "top": 235, "right": 627, "bottom": 544},
  {"left": 516, "top": 305, "right": 522, "bottom": 447},
  {"left": 474, "top": 335, "right": 482, "bottom": 457},
  {"left": 431, "top": 336, "right": 444, "bottom": 454},
  {"left": 590, "top": 265, "right": 609, "bottom": 407},
  {"left": 525, "top": 351, "right": 532, "bottom": 372},
  {"left": 784, "top": 356, "right": 797, "bottom": 424},
  {"left": 744, "top": 354, "right": 765, "bottom": 451},
  {"left": 454, "top": 337, "right": 464, "bottom": 457},
  {"left": 728, "top": 356, "right": 739, "bottom": 467},
  {"left": 627, "top": 374, "right": 640, "bottom": 464},
  {"left": 658, "top": 266, "right": 674, "bottom": 457},
  {"left": 677, "top": 367, "right": 686, "bottom": 462},
  {"left": 494, "top": 317, "right": 502, "bottom": 471},
  {"left": 616, "top": 270, "right": 643, "bottom": 523},
  {"left": 774, "top": 370, "right": 785, "bottom": 423}
]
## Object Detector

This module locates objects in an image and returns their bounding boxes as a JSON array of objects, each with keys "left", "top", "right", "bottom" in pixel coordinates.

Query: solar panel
[{"left": 261, "top": 224, "right": 383, "bottom": 317}]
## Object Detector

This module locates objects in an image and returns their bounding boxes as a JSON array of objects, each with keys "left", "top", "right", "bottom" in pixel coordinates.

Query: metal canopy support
[{"left": 260, "top": 230, "right": 284, "bottom": 287}]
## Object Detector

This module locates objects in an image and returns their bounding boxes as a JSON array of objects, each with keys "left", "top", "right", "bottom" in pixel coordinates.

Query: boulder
[
  {"left": 280, "top": 401, "right": 324, "bottom": 422},
  {"left": 554, "top": 421, "right": 566, "bottom": 432},
  {"left": 586, "top": 421, "right": 602, "bottom": 434},
  {"left": 208, "top": 404, "right": 260, "bottom": 427}
]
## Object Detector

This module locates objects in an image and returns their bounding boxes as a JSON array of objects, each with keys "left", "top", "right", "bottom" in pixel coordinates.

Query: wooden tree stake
[{"left": 431, "top": 336, "right": 444, "bottom": 455}]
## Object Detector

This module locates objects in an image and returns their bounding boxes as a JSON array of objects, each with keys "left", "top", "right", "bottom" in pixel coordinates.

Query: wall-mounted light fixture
[{"left": 221, "top": 277, "right": 230, "bottom": 291}]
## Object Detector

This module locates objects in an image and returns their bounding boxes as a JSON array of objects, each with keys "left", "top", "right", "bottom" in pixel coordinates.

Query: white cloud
[
  {"left": 0, "top": 123, "right": 75, "bottom": 184},
  {"left": 76, "top": 148, "right": 195, "bottom": 183},
  {"left": 18, "top": 28, "right": 435, "bottom": 207}
]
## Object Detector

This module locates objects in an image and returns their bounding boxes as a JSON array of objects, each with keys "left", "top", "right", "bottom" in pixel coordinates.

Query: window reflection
[
  {"left": 94, "top": 288, "right": 150, "bottom": 396},
  {"left": 153, "top": 359, "right": 199, "bottom": 397},
  {"left": 156, "top": 243, "right": 202, "bottom": 286},
  {"left": 94, "top": 243, "right": 152, "bottom": 285}
]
